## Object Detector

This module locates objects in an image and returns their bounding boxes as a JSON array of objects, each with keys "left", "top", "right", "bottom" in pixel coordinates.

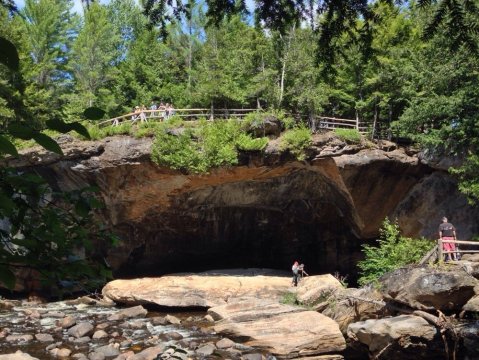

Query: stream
[{"left": 0, "top": 298, "right": 261, "bottom": 360}]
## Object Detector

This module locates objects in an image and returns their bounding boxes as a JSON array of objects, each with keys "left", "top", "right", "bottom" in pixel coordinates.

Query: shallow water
[{"left": 0, "top": 300, "right": 225, "bottom": 359}]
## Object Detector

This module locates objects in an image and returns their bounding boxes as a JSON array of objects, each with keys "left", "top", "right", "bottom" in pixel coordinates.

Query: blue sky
[
  {"left": 14, "top": 0, "right": 255, "bottom": 16},
  {"left": 15, "top": 0, "right": 85, "bottom": 13}
]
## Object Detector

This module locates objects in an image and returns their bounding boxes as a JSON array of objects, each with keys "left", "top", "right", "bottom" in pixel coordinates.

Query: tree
[
  {"left": 357, "top": 218, "right": 433, "bottom": 286},
  {"left": 20, "top": 0, "right": 78, "bottom": 126},
  {"left": 66, "top": 2, "right": 120, "bottom": 118},
  {"left": 0, "top": 36, "right": 115, "bottom": 294}
]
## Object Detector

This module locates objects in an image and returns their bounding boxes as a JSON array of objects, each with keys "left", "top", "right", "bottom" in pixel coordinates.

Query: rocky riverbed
[{"left": 2, "top": 264, "right": 479, "bottom": 360}]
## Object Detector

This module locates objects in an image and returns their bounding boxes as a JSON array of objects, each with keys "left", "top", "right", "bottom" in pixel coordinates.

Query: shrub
[
  {"left": 334, "top": 128, "right": 362, "bottom": 144},
  {"left": 235, "top": 133, "right": 268, "bottom": 151},
  {"left": 357, "top": 218, "right": 434, "bottom": 286},
  {"left": 280, "top": 126, "right": 312, "bottom": 160},
  {"left": 152, "top": 120, "right": 244, "bottom": 173}
]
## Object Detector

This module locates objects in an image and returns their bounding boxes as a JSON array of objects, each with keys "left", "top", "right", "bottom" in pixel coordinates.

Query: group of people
[{"left": 112, "top": 101, "right": 176, "bottom": 126}]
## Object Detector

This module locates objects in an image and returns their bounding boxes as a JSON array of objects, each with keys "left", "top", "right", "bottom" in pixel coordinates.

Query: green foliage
[
  {"left": 334, "top": 128, "right": 362, "bottom": 144},
  {"left": 280, "top": 291, "right": 299, "bottom": 305},
  {"left": 280, "top": 126, "right": 312, "bottom": 160},
  {"left": 357, "top": 218, "right": 434, "bottom": 286},
  {"left": 0, "top": 35, "right": 115, "bottom": 295},
  {"left": 235, "top": 133, "right": 268, "bottom": 151},
  {"left": 152, "top": 119, "right": 268, "bottom": 173}
]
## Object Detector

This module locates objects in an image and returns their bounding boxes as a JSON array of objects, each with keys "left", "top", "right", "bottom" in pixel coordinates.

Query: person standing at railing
[
  {"left": 439, "top": 216, "right": 458, "bottom": 261},
  {"left": 140, "top": 105, "right": 148, "bottom": 123},
  {"left": 149, "top": 102, "right": 157, "bottom": 118}
]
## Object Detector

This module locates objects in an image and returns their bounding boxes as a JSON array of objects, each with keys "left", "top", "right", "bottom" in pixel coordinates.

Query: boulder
[
  {"left": 322, "top": 285, "right": 388, "bottom": 333},
  {"left": 347, "top": 315, "right": 441, "bottom": 359},
  {"left": 463, "top": 295, "right": 479, "bottom": 312},
  {"left": 210, "top": 299, "right": 345, "bottom": 357},
  {"left": 102, "top": 273, "right": 291, "bottom": 307},
  {"left": 67, "top": 322, "right": 94, "bottom": 338},
  {"left": 379, "top": 266, "right": 478, "bottom": 311},
  {"left": 0, "top": 351, "right": 39, "bottom": 360},
  {"left": 107, "top": 305, "right": 147, "bottom": 320},
  {"left": 248, "top": 115, "right": 283, "bottom": 138},
  {"left": 295, "top": 274, "right": 344, "bottom": 306}
]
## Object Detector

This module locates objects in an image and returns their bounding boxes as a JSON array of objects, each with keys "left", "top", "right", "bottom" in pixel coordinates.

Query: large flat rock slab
[
  {"left": 210, "top": 300, "right": 345, "bottom": 358},
  {"left": 102, "top": 271, "right": 292, "bottom": 307}
]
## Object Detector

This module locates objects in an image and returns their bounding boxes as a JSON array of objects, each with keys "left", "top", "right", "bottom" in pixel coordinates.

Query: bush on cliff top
[
  {"left": 151, "top": 120, "right": 269, "bottom": 173},
  {"left": 357, "top": 218, "right": 434, "bottom": 286}
]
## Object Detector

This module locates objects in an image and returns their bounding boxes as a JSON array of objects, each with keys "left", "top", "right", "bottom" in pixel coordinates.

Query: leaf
[
  {"left": 0, "top": 135, "right": 18, "bottom": 156},
  {"left": 83, "top": 107, "right": 106, "bottom": 120},
  {"left": 7, "top": 123, "right": 35, "bottom": 140},
  {"left": 74, "top": 199, "right": 90, "bottom": 217},
  {"left": 0, "top": 266, "right": 16, "bottom": 290},
  {"left": 46, "top": 119, "right": 91, "bottom": 140},
  {"left": 68, "top": 122, "right": 90, "bottom": 139},
  {"left": 0, "top": 192, "right": 15, "bottom": 216},
  {"left": 32, "top": 133, "right": 63, "bottom": 155},
  {"left": 0, "top": 37, "right": 19, "bottom": 72}
]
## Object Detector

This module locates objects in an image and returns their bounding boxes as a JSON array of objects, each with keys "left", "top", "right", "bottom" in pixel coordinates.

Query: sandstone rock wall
[{"left": 6, "top": 135, "right": 478, "bottom": 280}]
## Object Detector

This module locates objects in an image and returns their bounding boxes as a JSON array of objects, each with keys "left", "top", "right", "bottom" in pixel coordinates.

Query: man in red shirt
[{"left": 439, "top": 217, "right": 457, "bottom": 261}]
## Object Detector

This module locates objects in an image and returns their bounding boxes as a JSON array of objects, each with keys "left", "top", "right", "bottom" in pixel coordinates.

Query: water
[{"left": 0, "top": 300, "right": 225, "bottom": 359}]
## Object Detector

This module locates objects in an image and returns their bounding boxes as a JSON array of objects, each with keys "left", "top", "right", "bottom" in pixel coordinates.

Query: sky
[
  {"left": 15, "top": 0, "right": 85, "bottom": 14},
  {"left": 14, "top": 0, "right": 255, "bottom": 16}
]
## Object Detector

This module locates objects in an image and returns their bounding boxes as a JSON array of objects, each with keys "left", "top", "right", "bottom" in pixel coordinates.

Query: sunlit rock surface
[
  {"left": 209, "top": 299, "right": 346, "bottom": 357},
  {"left": 102, "top": 269, "right": 292, "bottom": 307}
]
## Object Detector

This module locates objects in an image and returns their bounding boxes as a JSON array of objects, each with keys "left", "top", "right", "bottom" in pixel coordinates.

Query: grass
[{"left": 334, "top": 128, "right": 362, "bottom": 144}]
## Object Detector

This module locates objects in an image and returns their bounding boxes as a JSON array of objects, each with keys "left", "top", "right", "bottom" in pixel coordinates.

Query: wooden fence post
[{"left": 437, "top": 238, "right": 443, "bottom": 263}]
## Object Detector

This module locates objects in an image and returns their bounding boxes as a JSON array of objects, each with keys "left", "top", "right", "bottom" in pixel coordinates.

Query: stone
[
  {"left": 165, "top": 314, "right": 181, "bottom": 325},
  {"left": 92, "top": 330, "right": 108, "bottom": 339},
  {"left": 72, "top": 336, "right": 92, "bottom": 344},
  {"left": 91, "top": 344, "right": 120, "bottom": 357},
  {"left": 128, "top": 344, "right": 165, "bottom": 359},
  {"left": 164, "top": 331, "right": 183, "bottom": 340},
  {"left": 58, "top": 315, "right": 76, "bottom": 329},
  {"left": 204, "top": 314, "right": 214, "bottom": 322},
  {"left": 379, "top": 266, "right": 478, "bottom": 311},
  {"left": 322, "top": 285, "right": 388, "bottom": 334},
  {"left": 88, "top": 353, "right": 105, "bottom": 360},
  {"left": 295, "top": 274, "right": 344, "bottom": 305},
  {"left": 68, "top": 322, "right": 94, "bottom": 338},
  {"left": 347, "top": 315, "right": 441, "bottom": 359},
  {"left": 35, "top": 333, "right": 54, "bottom": 342},
  {"left": 241, "top": 353, "right": 263, "bottom": 360},
  {"left": 196, "top": 343, "right": 216, "bottom": 356},
  {"left": 50, "top": 348, "right": 72, "bottom": 357},
  {"left": 6, "top": 334, "right": 34, "bottom": 342},
  {"left": 216, "top": 337, "right": 236, "bottom": 349},
  {"left": 211, "top": 300, "right": 345, "bottom": 357},
  {"left": 103, "top": 273, "right": 292, "bottom": 308},
  {"left": 0, "top": 350, "right": 39, "bottom": 360},
  {"left": 151, "top": 316, "right": 168, "bottom": 325},
  {"left": 107, "top": 305, "right": 147, "bottom": 321},
  {"left": 112, "top": 351, "right": 134, "bottom": 360},
  {"left": 463, "top": 294, "right": 479, "bottom": 312}
]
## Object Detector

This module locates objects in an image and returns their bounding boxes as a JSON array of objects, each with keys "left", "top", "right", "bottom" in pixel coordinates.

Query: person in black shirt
[{"left": 439, "top": 217, "right": 457, "bottom": 261}]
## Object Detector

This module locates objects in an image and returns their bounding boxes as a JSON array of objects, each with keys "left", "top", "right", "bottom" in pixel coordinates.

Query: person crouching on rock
[{"left": 292, "top": 261, "right": 300, "bottom": 286}]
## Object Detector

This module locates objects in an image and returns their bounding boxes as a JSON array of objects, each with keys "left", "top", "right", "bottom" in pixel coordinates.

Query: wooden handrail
[{"left": 437, "top": 238, "right": 479, "bottom": 262}]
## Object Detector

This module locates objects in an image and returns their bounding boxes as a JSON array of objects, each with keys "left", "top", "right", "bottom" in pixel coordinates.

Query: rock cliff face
[{"left": 6, "top": 133, "right": 479, "bottom": 281}]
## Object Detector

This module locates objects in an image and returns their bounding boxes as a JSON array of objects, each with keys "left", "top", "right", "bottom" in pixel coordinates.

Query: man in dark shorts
[{"left": 439, "top": 217, "right": 457, "bottom": 261}]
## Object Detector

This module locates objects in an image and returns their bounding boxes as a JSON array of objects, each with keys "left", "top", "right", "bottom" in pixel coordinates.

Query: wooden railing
[
  {"left": 98, "top": 108, "right": 259, "bottom": 127},
  {"left": 98, "top": 108, "right": 364, "bottom": 132},
  {"left": 438, "top": 239, "right": 479, "bottom": 260},
  {"left": 419, "top": 239, "right": 479, "bottom": 264}
]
